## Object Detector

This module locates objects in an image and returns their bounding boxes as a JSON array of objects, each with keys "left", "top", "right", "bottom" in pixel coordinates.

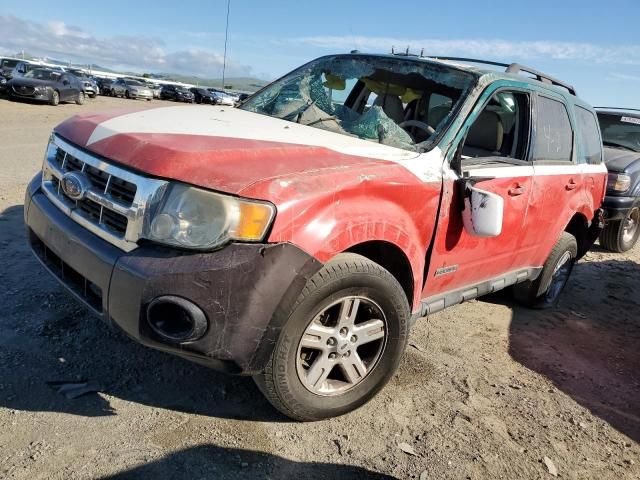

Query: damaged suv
[{"left": 24, "top": 53, "right": 606, "bottom": 420}]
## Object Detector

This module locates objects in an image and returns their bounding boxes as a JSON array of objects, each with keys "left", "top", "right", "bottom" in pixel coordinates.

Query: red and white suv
[{"left": 25, "top": 53, "right": 606, "bottom": 420}]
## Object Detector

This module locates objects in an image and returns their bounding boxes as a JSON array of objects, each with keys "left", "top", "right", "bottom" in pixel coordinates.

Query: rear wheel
[
  {"left": 255, "top": 253, "right": 410, "bottom": 421},
  {"left": 125, "top": 90, "right": 130, "bottom": 99},
  {"left": 75, "top": 91, "right": 85, "bottom": 105},
  {"left": 599, "top": 207, "right": 640, "bottom": 252},
  {"left": 514, "top": 232, "right": 577, "bottom": 309},
  {"left": 50, "top": 90, "right": 60, "bottom": 106}
]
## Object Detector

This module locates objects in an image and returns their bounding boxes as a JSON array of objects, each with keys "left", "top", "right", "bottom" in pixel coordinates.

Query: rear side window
[
  {"left": 533, "top": 96, "right": 573, "bottom": 163},
  {"left": 575, "top": 107, "right": 603, "bottom": 165}
]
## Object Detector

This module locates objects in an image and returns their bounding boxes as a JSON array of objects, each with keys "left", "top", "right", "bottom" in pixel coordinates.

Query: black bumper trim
[
  {"left": 602, "top": 195, "right": 638, "bottom": 221},
  {"left": 26, "top": 183, "right": 323, "bottom": 375}
]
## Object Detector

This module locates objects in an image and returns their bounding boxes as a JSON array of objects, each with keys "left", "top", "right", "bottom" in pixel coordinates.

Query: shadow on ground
[
  {"left": 100, "top": 444, "right": 396, "bottom": 479},
  {"left": 484, "top": 256, "right": 640, "bottom": 442}
]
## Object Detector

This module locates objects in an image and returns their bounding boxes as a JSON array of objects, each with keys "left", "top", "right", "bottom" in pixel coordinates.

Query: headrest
[{"left": 466, "top": 111, "right": 504, "bottom": 152}]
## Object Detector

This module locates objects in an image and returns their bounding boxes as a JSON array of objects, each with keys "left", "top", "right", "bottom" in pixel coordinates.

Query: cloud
[
  {"left": 0, "top": 15, "right": 252, "bottom": 77},
  {"left": 606, "top": 72, "right": 640, "bottom": 81},
  {"left": 293, "top": 35, "right": 640, "bottom": 65}
]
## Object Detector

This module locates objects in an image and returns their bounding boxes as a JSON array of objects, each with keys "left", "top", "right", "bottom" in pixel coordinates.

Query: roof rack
[{"left": 427, "top": 56, "right": 577, "bottom": 96}]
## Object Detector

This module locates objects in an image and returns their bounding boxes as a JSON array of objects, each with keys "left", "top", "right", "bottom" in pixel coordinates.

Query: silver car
[{"left": 111, "top": 78, "right": 153, "bottom": 101}]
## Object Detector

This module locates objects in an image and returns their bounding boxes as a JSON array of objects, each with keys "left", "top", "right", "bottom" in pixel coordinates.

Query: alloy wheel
[{"left": 296, "top": 296, "right": 387, "bottom": 396}]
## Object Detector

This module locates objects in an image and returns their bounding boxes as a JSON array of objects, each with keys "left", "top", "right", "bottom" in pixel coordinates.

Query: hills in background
[{"left": 6, "top": 51, "right": 268, "bottom": 92}]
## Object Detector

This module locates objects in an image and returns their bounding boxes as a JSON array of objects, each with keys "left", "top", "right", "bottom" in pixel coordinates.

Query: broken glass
[{"left": 241, "top": 54, "right": 478, "bottom": 153}]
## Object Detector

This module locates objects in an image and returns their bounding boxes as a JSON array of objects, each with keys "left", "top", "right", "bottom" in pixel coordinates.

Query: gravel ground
[{"left": 0, "top": 95, "right": 638, "bottom": 480}]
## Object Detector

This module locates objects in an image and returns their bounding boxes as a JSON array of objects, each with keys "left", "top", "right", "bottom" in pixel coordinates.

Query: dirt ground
[{"left": 0, "top": 95, "right": 638, "bottom": 480}]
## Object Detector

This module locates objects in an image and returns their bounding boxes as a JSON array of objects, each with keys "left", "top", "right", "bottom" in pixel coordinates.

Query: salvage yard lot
[{"left": 0, "top": 96, "right": 638, "bottom": 479}]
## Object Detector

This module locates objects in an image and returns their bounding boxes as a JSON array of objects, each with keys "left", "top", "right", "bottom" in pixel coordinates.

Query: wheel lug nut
[
  {"left": 329, "top": 353, "right": 337, "bottom": 359},
  {"left": 339, "top": 327, "right": 348, "bottom": 336},
  {"left": 350, "top": 335, "right": 357, "bottom": 343},
  {"left": 344, "top": 351, "right": 351, "bottom": 358},
  {"left": 327, "top": 337, "right": 336, "bottom": 346}
]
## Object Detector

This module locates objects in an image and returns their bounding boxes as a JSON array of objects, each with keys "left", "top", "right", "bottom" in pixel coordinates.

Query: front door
[{"left": 424, "top": 88, "right": 538, "bottom": 298}]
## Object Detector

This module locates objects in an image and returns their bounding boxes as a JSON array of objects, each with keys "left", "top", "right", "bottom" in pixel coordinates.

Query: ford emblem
[{"left": 61, "top": 172, "right": 90, "bottom": 201}]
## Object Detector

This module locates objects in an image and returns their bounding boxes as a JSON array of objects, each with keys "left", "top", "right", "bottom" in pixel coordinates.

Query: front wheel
[
  {"left": 599, "top": 207, "right": 640, "bottom": 252},
  {"left": 75, "top": 91, "right": 85, "bottom": 105},
  {"left": 50, "top": 90, "right": 60, "bottom": 106},
  {"left": 514, "top": 232, "right": 577, "bottom": 309},
  {"left": 255, "top": 253, "right": 410, "bottom": 421}
]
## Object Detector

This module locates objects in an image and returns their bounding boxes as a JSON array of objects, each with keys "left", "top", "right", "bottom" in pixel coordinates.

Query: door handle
[
  {"left": 508, "top": 186, "right": 526, "bottom": 196},
  {"left": 565, "top": 179, "right": 578, "bottom": 191}
]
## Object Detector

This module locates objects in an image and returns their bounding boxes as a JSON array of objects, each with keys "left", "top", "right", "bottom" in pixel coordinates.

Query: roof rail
[
  {"left": 594, "top": 107, "right": 640, "bottom": 112},
  {"left": 427, "top": 56, "right": 577, "bottom": 96}
]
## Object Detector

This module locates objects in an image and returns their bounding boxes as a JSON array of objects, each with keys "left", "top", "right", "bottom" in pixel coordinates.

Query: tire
[
  {"left": 255, "top": 253, "right": 410, "bottom": 421},
  {"left": 75, "top": 91, "right": 85, "bottom": 105},
  {"left": 125, "top": 90, "right": 130, "bottom": 99},
  {"left": 514, "top": 232, "right": 577, "bottom": 309},
  {"left": 89, "top": 93, "right": 96, "bottom": 99},
  {"left": 599, "top": 207, "right": 640, "bottom": 252},
  {"left": 50, "top": 90, "right": 59, "bottom": 106},
  {"left": 111, "top": 89, "right": 116, "bottom": 97}
]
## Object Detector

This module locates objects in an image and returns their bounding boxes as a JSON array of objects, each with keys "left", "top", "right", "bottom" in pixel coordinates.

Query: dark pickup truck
[{"left": 596, "top": 108, "right": 640, "bottom": 252}]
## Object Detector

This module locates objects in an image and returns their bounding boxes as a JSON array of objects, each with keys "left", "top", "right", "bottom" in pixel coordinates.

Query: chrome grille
[{"left": 41, "top": 134, "right": 169, "bottom": 252}]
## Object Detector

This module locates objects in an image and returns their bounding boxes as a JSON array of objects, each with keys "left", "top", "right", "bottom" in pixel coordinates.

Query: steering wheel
[{"left": 398, "top": 120, "right": 435, "bottom": 136}]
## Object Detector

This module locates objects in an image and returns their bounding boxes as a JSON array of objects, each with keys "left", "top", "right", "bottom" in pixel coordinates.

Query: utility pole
[{"left": 222, "top": 0, "right": 230, "bottom": 91}]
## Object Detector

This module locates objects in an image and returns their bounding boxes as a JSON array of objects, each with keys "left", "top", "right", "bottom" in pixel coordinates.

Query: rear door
[{"left": 527, "top": 93, "right": 584, "bottom": 264}]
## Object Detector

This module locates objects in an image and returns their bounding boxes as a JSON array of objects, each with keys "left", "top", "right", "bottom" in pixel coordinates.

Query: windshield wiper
[{"left": 603, "top": 141, "right": 638, "bottom": 152}]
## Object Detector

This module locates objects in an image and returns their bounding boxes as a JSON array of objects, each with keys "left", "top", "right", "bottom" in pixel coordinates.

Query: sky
[{"left": 1, "top": 0, "right": 639, "bottom": 106}]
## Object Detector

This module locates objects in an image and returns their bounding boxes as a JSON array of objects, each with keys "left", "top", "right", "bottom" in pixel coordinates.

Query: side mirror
[
  {"left": 63, "top": 80, "right": 69, "bottom": 86},
  {"left": 461, "top": 180, "right": 503, "bottom": 237}
]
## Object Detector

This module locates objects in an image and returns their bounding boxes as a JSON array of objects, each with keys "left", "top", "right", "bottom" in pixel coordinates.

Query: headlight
[
  {"left": 143, "top": 183, "right": 275, "bottom": 250},
  {"left": 608, "top": 173, "right": 631, "bottom": 192},
  {"left": 34, "top": 85, "right": 49, "bottom": 93}
]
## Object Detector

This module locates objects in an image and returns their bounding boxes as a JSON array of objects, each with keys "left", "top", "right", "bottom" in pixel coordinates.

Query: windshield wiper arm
[{"left": 603, "top": 141, "right": 637, "bottom": 152}]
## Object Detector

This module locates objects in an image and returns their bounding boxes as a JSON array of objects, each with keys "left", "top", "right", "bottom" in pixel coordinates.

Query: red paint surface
[{"left": 54, "top": 112, "right": 606, "bottom": 313}]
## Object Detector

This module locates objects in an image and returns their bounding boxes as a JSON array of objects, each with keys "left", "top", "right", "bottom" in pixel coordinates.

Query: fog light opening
[{"left": 147, "top": 296, "right": 208, "bottom": 343}]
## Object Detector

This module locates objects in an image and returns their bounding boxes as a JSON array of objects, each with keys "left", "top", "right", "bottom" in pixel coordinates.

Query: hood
[
  {"left": 54, "top": 106, "right": 419, "bottom": 195},
  {"left": 603, "top": 146, "right": 640, "bottom": 174}
]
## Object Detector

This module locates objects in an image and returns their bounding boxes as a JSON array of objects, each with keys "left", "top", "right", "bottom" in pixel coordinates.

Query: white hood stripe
[{"left": 86, "top": 105, "right": 446, "bottom": 183}]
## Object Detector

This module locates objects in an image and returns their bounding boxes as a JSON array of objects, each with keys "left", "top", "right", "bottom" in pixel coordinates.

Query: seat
[
  {"left": 463, "top": 110, "right": 504, "bottom": 158},
  {"left": 427, "top": 104, "right": 452, "bottom": 130},
  {"left": 373, "top": 94, "right": 404, "bottom": 123}
]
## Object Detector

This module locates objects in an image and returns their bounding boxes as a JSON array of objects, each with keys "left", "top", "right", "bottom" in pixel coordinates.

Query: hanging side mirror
[{"left": 461, "top": 180, "right": 504, "bottom": 237}]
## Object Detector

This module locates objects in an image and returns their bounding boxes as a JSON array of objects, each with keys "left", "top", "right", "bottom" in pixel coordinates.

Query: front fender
[{"left": 244, "top": 165, "right": 442, "bottom": 309}]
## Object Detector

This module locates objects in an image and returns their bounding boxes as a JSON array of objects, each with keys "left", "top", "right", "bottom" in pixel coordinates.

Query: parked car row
[{"left": 1, "top": 57, "right": 249, "bottom": 107}]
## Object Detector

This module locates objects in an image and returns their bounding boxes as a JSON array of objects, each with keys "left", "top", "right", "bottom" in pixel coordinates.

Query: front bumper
[
  {"left": 10, "top": 88, "right": 52, "bottom": 102},
  {"left": 602, "top": 194, "right": 638, "bottom": 222},
  {"left": 130, "top": 91, "right": 153, "bottom": 100},
  {"left": 24, "top": 174, "right": 321, "bottom": 374}
]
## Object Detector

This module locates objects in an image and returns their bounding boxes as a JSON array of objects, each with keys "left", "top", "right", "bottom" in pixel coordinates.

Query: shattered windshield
[
  {"left": 598, "top": 113, "right": 640, "bottom": 153},
  {"left": 240, "top": 54, "right": 477, "bottom": 152}
]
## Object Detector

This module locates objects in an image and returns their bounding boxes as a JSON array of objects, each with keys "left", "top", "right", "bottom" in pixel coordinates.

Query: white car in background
[{"left": 207, "top": 88, "right": 235, "bottom": 106}]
